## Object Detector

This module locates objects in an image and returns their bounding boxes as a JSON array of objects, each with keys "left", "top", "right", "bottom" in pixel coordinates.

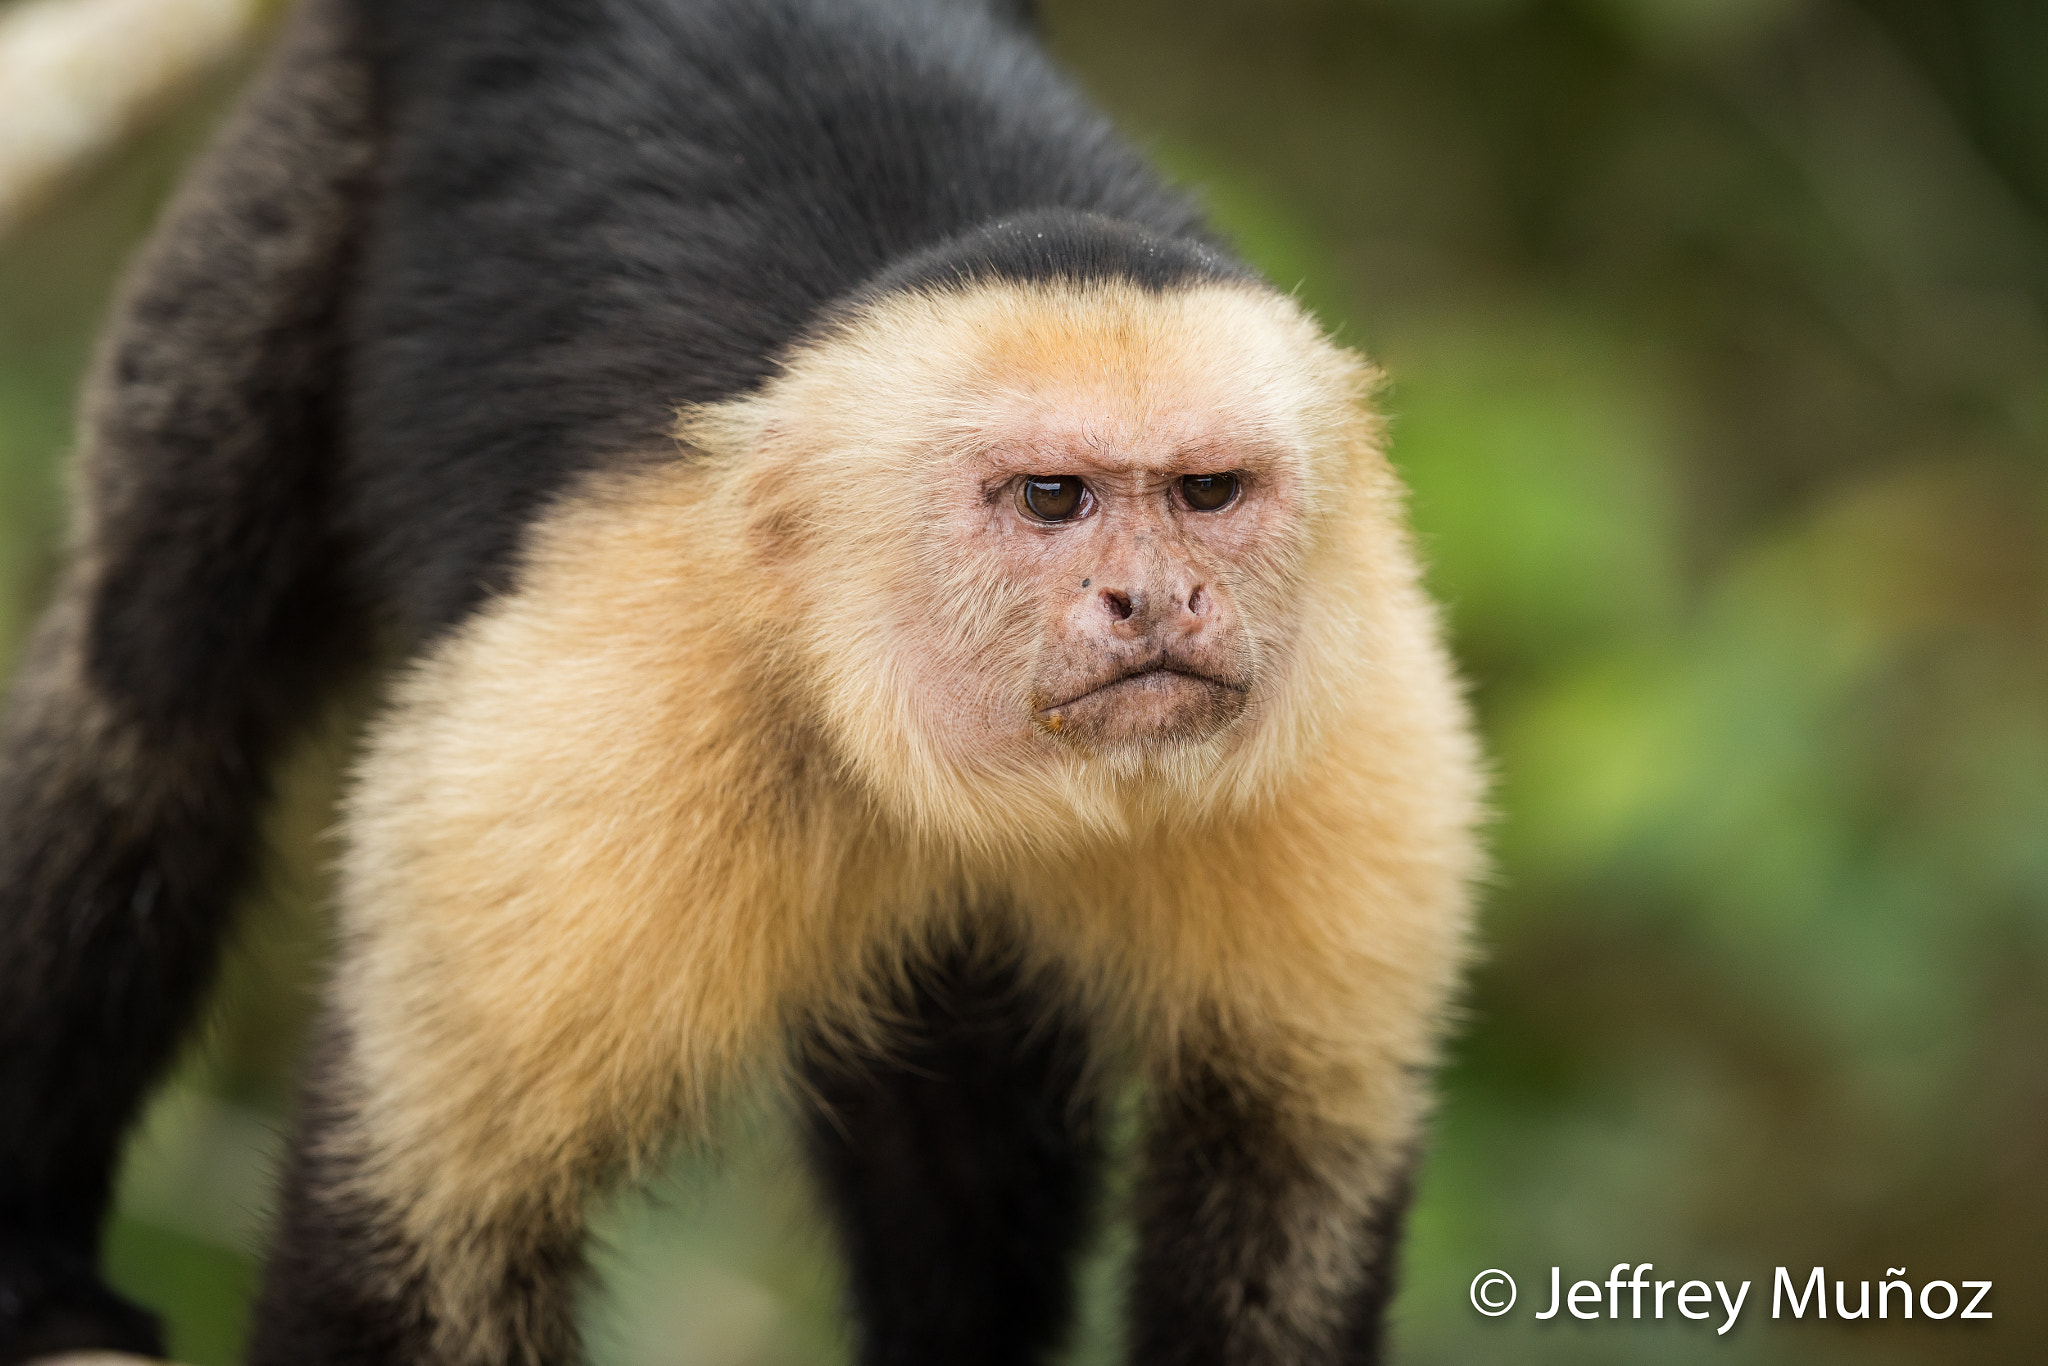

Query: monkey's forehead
[
  {"left": 713, "top": 275, "right": 1373, "bottom": 458},
  {"left": 970, "top": 423, "right": 1287, "bottom": 479}
]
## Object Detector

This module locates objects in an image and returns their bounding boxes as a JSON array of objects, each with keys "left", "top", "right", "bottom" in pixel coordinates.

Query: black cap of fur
[
  {"left": 859, "top": 208, "right": 1249, "bottom": 297},
  {"left": 824, "top": 209, "right": 1254, "bottom": 334}
]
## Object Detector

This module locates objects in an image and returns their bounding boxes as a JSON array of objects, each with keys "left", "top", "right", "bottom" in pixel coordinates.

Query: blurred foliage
[{"left": 1, "top": 0, "right": 2044, "bottom": 1362}]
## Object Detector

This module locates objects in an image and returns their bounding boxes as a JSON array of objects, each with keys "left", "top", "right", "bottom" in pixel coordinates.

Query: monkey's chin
[{"left": 1034, "top": 669, "right": 1248, "bottom": 751}]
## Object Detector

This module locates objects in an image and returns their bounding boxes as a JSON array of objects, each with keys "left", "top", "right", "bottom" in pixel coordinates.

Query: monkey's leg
[
  {"left": 246, "top": 810, "right": 782, "bottom": 1364},
  {"left": 246, "top": 1025, "right": 600, "bottom": 1366},
  {"left": 802, "top": 949, "right": 1102, "bottom": 1366},
  {"left": 1126, "top": 1050, "right": 1420, "bottom": 1366},
  {"left": 247, "top": 978, "right": 683, "bottom": 1366},
  {"left": 0, "top": 4, "right": 370, "bottom": 1360}
]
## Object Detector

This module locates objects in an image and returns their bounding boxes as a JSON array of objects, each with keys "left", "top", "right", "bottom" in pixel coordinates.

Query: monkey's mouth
[
  {"left": 1034, "top": 660, "right": 1249, "bottom": 745},
  {"left": 1040, "top": 661, "right": 1245, "bottom": 713}
]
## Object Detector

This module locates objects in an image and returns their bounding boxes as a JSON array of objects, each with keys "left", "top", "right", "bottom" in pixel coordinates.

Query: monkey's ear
[
  {"left": 675, "top": 404, "right": 822, "bottom": 569},
  {"left": 737, "top": 466, "right": 819, "bottom": 568}
]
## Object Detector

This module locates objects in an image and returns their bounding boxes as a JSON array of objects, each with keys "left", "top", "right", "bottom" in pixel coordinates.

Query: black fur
[
  {"left": 1128, "top": 1067, "right": 1415, "bottom": 1366},
  {"left": 802, "top": 949, "right": 1103, "bottom": 1366},
  {"left": 1339, "top": 1167, "right": 1416, "bottom": 1361},
  {"left": 833, "top": 207, "right": 1250, "bottom": 323},
  {"left": 243, "top": 1032, "right": 441, "bottom": 1366},
  {"left": 0, "top": 1, "right": 371, "bottom": 1358},
  {"left": 345, "top": 0, "right": 1220, "bottom": 636}
]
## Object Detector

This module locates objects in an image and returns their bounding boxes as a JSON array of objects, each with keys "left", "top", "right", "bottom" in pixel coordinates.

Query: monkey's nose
[
  {"left": 1094, "top": 579, "right": 1218, "bottom": 642},
  {"left": 1099, "top": 586, "right": 1140, "bottom": 627}
]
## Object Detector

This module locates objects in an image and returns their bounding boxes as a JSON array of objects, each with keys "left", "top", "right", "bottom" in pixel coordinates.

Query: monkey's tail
[{"left": 0, "top": 2, "right": 374, "bottom": 1359}]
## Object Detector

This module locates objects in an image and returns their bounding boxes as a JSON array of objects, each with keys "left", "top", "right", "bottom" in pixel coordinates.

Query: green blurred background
[{"left": 2, "top": 0, "right": 2045, "bottom": 1361}]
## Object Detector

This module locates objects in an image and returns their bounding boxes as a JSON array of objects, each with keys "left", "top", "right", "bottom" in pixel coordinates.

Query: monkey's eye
[
  {"left": 1018, "top": 475, "right": 1090, "bottom": 523},
  {"left": 1179, "top": 472, "right": 1239, "bottom": 512}
]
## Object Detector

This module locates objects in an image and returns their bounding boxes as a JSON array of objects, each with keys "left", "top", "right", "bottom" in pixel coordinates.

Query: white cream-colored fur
[{"left": 328, "top": 278, "right": 1484, "bottom": 1360}]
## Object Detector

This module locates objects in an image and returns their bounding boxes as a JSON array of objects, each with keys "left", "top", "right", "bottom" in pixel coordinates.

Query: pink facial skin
[{"left": 943, "top": 404, "right": 1306, "bottom": 754}]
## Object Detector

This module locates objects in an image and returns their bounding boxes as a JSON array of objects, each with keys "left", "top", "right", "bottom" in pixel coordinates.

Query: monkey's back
[{"left": 345, "top": 0, "right": 1216, "bottom": 634}]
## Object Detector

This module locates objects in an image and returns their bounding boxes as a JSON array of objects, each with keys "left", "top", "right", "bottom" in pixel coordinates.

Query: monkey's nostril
[
  {"left": 1187, "top": 585, "right": 1207, "bottom": 615},
  {"left": 1102, "top": 589, "right": 1134, "bottom": 621}
]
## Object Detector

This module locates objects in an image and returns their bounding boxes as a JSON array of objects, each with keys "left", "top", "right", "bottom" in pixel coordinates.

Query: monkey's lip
[{"left": 1034, "top": 660, "right": 1248, "bottom": 719}]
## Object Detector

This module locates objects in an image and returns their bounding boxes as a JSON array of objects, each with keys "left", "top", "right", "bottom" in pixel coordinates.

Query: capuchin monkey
[{"left": 0, "top": 0, "right": 1484, "bottom": 1362}]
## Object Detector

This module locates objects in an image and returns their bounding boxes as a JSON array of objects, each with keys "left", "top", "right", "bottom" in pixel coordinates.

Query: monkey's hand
[{"left": 0, "top": 1241, "right": 164, "bottom": 1366}]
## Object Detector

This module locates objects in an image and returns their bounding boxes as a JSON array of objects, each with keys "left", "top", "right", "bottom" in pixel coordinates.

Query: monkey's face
[
  {"left": 963, "top": 416, "right": 1282, "bottom": 753},
  {"left": 691, "top": 279, "right": 1398, "bottom": 839}
]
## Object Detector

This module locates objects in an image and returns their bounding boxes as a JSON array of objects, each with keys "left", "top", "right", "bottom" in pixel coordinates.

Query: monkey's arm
[
  {"left": 1122, "top": 902, "right": 1461, "bottom": 1366},
  {"left": 1061, "top": 610, "right": 1479, "bottom": 1366},
  {"left": 0, "top": 3, "right": 370, "bottom": 1360},
  {"left": 244, "top": 470, "right": 871, "bottom": 1366},
  {"left": 1128, "top": 1048, "right": 1423, "bottom": 1366}
]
